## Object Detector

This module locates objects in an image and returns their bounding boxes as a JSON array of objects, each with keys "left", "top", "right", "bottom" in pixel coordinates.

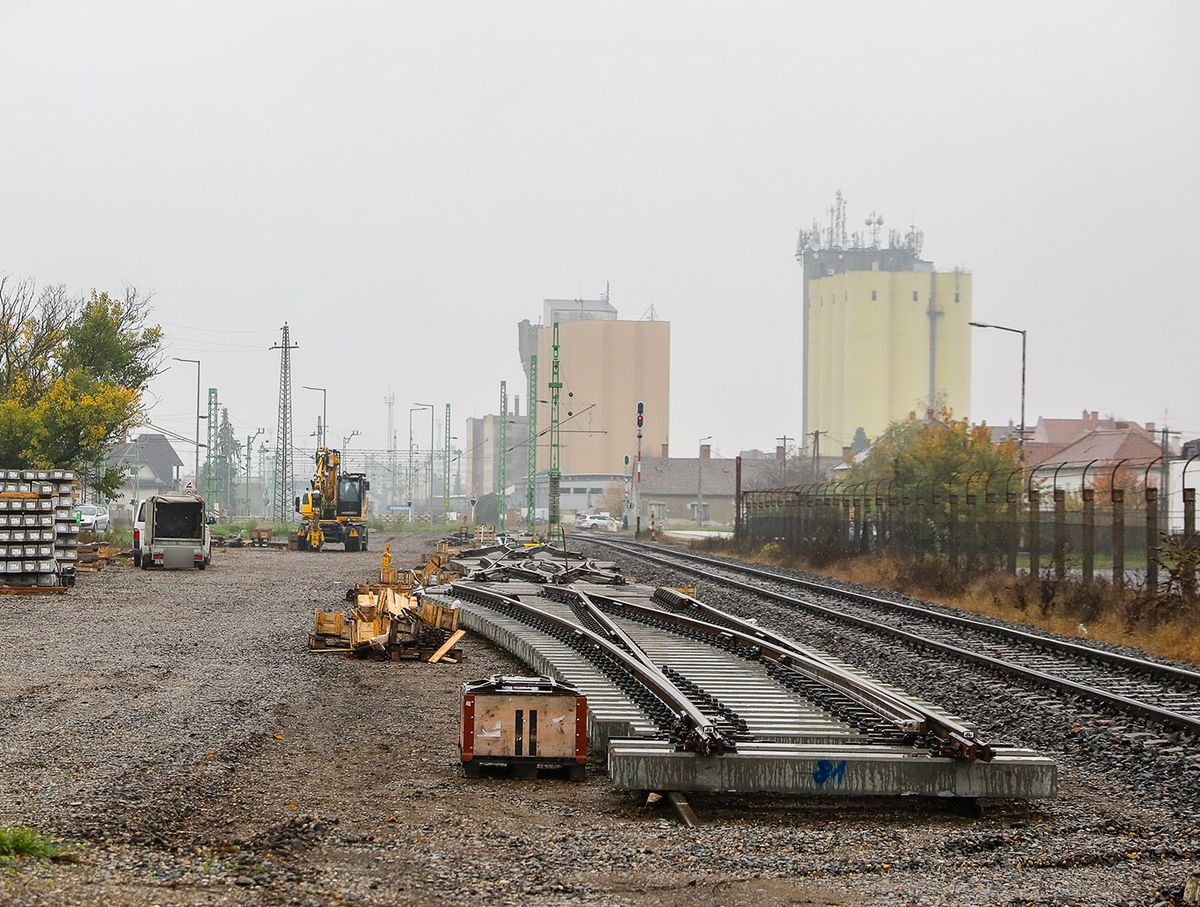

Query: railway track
[
  {"left": 581, "top": 537, "right": 1200, "bottom": 737},
  {"left": 436, "top": 543, "right": 1056, "bottom": 797}
]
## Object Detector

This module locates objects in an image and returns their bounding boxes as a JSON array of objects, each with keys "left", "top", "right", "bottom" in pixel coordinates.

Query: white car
[
  {"left": 76, "top": 504, "right": 110, "bottom": 533},
  {"left": 578, "top": 514, "right": 619, "bottom": 531}
]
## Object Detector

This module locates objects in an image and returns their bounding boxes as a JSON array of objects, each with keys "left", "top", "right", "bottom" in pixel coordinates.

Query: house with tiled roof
[
  {"left": 1029, "top": 428, "right": 1162, "bottom": 491},
  {"left": 637, "top": 448, "right": 782, "bottom": 526},
  {"left": 104, "top": 433, "right": 184, "bottom": 519}
]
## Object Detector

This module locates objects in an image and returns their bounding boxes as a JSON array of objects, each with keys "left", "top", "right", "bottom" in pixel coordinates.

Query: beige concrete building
[{"left": 519, "top": 298, "right": 669, "bottom": 478}]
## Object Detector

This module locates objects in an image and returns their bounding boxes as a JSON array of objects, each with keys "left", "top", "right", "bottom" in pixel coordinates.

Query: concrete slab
[{"left": 607, "top": 739, "right": 1057, "bottom": 799}]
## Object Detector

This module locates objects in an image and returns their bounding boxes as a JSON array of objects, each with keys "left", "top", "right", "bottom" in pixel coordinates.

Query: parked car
[
  {"left": 578, "top": 514, "right": 619, "bottom": 531},
  {"left": 133, "top": 494, "right": 213, "bottom": 569},
  {"left": 76, "top": 504, "right": 110, "bottom": 533}
]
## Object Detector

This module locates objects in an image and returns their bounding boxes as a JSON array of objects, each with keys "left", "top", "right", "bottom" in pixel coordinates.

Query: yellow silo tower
[{"left": 796, "top": 193, "right": 972, "bottom": 450}]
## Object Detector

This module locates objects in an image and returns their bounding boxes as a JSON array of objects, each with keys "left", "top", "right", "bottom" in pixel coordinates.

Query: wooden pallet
[{"left": 0, "top": 585, "right": 68, "bottom": 595}]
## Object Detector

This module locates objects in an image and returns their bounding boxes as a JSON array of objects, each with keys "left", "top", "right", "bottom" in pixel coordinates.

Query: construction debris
[
  {"left": 75, "top": 541, "right": 112, "bottom": 573},
  {"left": 459, "top": 545, "right": 625, "bottom": 586},
  {"left": 308, "top": 547, "right": 466, "bottom": 661}
]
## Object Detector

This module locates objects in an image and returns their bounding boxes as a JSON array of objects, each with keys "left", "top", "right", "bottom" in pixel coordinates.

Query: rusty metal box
[{"left": 460, "top": 675, "right": 586, "bottom": 780}]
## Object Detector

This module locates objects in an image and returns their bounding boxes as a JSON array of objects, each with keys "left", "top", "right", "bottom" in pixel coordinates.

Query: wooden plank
[
  {"left": 428, "top": 629, "right": 467, "bottom": 663},
  {"left": 0, "top": 585, "right": 68, "bottom": 595},
  {"left": 666, "top": 791, "right": 699, "bottom": 827}
]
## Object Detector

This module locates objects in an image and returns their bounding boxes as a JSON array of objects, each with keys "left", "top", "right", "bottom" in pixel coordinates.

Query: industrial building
[
  {"left": 798, "top": 192, "right": 972, "bottom": 448},
  {"left": 518, "top": 293, "right": 670, "bottom": 479},
  {"left": 462, "top": 399, "right": 529, "bottom": 499}
]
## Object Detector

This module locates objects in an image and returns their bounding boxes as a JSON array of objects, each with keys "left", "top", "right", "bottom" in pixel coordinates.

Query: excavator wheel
[{"left": 346, "top": 536, "right": 361, "bottom": 553}]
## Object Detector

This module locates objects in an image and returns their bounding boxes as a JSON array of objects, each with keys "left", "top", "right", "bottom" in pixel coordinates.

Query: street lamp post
[
  {"left": 410, "top": 403, "right": 434, "bottom": 518},
  {"left": 969, "top": 322, "right": 1027, "bottom": 459},
  {"left": 172, "top": 357, "right": 201, "bottom": 489},
  {"left": 697, "top": 435, "right": 712, "bottom": 527},
  {"left": 416, "top": 403, "right": 434, "bottom": 514},
  {"left": 244, "top": 428, "right": 264, "bottom": 514},
  {"left": 302, "top": 386, "right": 327, "bottom": 449}
]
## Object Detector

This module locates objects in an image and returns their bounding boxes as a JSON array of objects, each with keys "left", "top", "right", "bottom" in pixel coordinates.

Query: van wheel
[
  {"left": 133, "top": 551, "right": 142, "bottom": 568},
  {"left": 197, "top": 561, "right": 206, "bottom": 570}
]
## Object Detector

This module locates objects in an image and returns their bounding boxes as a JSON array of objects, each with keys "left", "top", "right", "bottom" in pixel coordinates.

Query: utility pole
[
  {"left": 258, "top": 441, "right": 270, "bottom": 518},
  {"left": 385, "top": 392, "right": 396, "bottom": 510},
  {"left": 969, "top": 321, "right": 1027, "bottom": 459},
  {"left": 413, "top": 403, "right": 434, "bottom": 516},
  {"left": 443, "top": 403, "right": 451, "bottom": 516},
  {"left": 697, "top": 435, "right": 712, "bottom": 527},
  {"left": 527, "top": 354, "right": 538, "bottom": 534},
  {"left": 408, "top": 406, "right": 418, "bottom": 515},
  {"left": 244, "top": 428, "right": 264, "bottom": 516},
  {"left": 132, "top": 435, "right": 141, "bottom": 516},
  {"left": 635, "top": 400, "right": 644, "bottom": 538},
  {"left": 811, "top": 429, "right": 824, "bottom": 475},
  {"left": 777, "top": 433, "right": 794, "bottom": 483},
  {"left": 269, "top": 323, "right": 298, "bottom": 522},
  {"left": 302, "top": 386, "right": 327, "bottom": 450},
  {"left": 172, "top": 357, "right": 201, "bottom": 491},
  {"left": 498, "top": 381, "right": 507, "bottom": 532}
]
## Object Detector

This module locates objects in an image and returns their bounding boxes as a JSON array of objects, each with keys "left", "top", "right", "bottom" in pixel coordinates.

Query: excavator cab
[{"left": 336, "top": 476, "right": 367, "bottom": 518}]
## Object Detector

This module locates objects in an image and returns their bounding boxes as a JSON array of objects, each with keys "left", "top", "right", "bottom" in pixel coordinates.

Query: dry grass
[{"left": 700, "top": 540, "right": 1200, "bottom": 665}]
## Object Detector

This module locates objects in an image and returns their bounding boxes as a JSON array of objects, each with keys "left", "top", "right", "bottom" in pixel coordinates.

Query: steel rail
[
  {"left": 585, "top": 538, "right": 1200, "bottom": 736},
  {"left": 448, "top": 580, "right": 731, "bottom": 755},
  {"left": 585, "top": 587, "right": 992, "bottom": 761}
]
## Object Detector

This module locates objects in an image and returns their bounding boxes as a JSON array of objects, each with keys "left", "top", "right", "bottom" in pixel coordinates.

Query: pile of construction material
[
  {"left": 75, "top": 541, "right": 112, "bottom": 573},
  {"left": 0, "top": 469, "right": 80, "bottom": 592},
  {"left": 308, "top": 549, "right": 466, "bottom": 661}
]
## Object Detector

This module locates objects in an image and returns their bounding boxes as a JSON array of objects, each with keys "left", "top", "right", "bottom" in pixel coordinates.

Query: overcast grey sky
[{"left": 2, "top": 1, "right": 1197, "bottom": 464}]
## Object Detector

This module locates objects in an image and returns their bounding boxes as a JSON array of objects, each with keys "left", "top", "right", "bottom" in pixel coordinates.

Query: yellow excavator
[{"left": 295, "top": 447, "right": 370, "bottom": 551}]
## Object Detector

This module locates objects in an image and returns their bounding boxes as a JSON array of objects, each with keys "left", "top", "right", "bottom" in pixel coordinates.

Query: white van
[{"left": 133, "top": 494, "right": 213, "bottom": 569}]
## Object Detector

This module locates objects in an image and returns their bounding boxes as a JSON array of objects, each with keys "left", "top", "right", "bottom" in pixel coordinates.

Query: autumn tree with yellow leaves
[
  {"left": 0, "top": 277, "right": 162, "bottom": 495},
  {"left": 846, "top": 408, "right": 1020, "bottom": 508}
]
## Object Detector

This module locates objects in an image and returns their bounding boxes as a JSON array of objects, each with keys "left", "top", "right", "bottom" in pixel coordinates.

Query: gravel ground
[{"left": 1, "top": 537, "right": 1196, "bottom": 906}]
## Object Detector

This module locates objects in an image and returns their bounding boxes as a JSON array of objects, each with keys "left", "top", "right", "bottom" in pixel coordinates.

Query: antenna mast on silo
[{"left": 269, "top": 323, "right": 298, "bottom": 522}]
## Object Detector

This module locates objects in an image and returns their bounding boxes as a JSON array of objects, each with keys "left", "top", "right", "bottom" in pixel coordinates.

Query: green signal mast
[
  {"left": 526, "top": 354, "right": 537, "bottom": 534},
  {"left": 547, "top": 324, "right": 564, "bottom": 548},
  {"left": 497, "top": 380, "right": 507, "bottom": 532}
]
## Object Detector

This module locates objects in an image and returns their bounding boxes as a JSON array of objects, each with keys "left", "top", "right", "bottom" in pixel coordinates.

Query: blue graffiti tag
[{"left": 812, "top": 759, "right": 847, "bottom": 787}]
